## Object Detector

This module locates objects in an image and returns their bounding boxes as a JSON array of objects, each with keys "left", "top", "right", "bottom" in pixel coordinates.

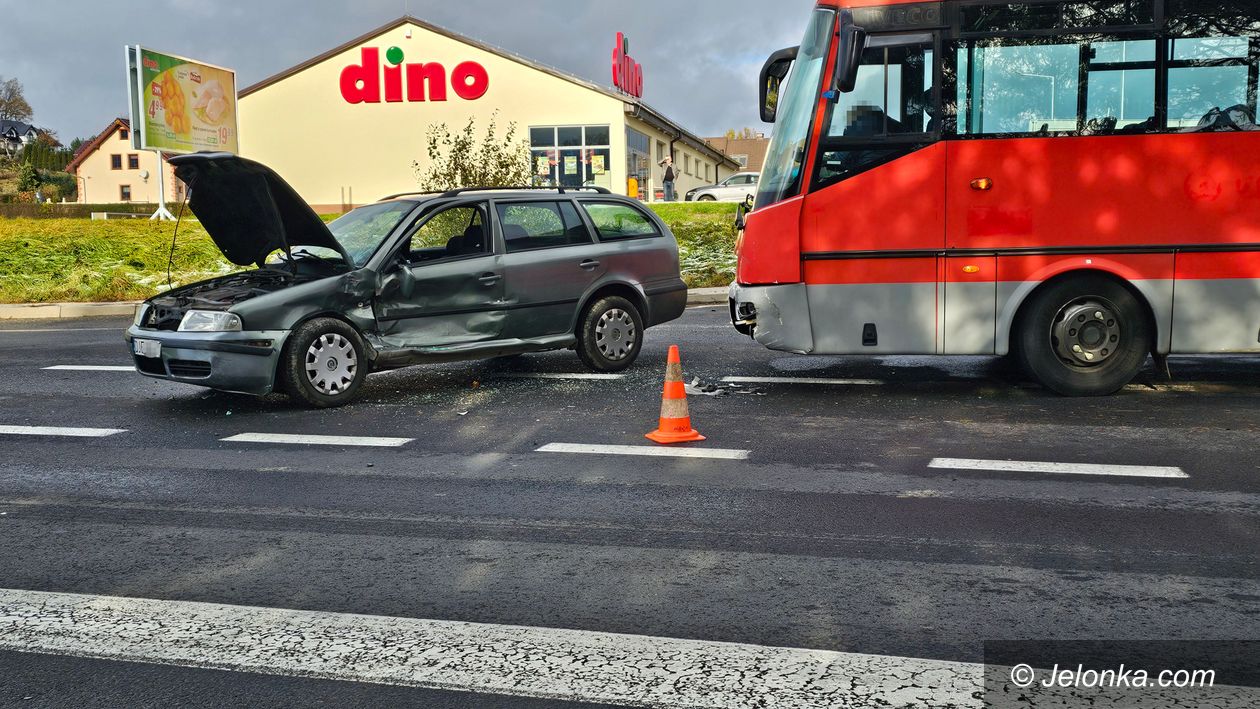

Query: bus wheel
[{"left": 1014, "top": 275, "right": 1151, "bottom": 397}]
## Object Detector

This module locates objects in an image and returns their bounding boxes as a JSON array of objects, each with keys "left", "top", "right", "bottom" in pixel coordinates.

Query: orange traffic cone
[{"left": 646, "top": 345, "right": 706, "bottom": 444}]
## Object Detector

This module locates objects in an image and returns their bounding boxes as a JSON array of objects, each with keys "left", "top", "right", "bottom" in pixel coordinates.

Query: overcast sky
[{"left": 3, "top": 0, "right": 816, "bottom": 144}]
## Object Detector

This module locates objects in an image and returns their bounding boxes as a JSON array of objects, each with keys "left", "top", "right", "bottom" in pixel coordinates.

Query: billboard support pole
[{"left": 149, "top": 151, "right": 175, "bottom": 221}]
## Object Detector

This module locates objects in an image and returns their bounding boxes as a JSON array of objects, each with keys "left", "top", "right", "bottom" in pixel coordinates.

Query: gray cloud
[{"left": 4, "top": 0, "right": 815, "bottom": 143}]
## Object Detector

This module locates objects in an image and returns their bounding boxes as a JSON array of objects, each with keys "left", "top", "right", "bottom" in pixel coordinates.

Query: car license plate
[{"left": 134, "top": 338, "right": 161, "bottom": 358}]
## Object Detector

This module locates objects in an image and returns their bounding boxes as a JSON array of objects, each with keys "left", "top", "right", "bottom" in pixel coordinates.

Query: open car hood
[{"left": 169, "top": 153, "right": 351, "bottom": 267}]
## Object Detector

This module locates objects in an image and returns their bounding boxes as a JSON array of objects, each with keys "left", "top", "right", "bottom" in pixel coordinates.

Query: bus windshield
[{"left": 756, "top": 8, "right": 835, "bottom": 209}]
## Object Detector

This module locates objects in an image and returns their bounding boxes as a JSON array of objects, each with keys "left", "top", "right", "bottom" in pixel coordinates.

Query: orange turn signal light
[
  {"left": 962, "top": 265, "right": 981, "bottom": 274},
  {"left": 970, "top": 178, "right": 994, "bottom": 191}
]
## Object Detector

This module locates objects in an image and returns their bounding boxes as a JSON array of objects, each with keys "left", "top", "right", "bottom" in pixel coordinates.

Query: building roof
[
  {"left": 0, "top": 119, "right": 37, "bottom": 138},
  {"left": 65, "top": 118, "right": 129, "bottom": 174},
  {"left": 703, "top": 136, "right": 771, "bottom": 173},
  {"left": 238, "top": 15, "right": 739, "bottom": 169}
]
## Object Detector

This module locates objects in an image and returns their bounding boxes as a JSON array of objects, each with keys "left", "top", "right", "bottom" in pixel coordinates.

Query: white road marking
[
  {"left": 492, "top": 372, "right": 626, "bottom": 380},
  {"left": 0, "top": 588, "right": 981, "bottom": 707},
  {"left": 0, "top": 425, "right": 125, "bottom": 438},
  {"left": 0, "top": 327, "right": 121, "bottom": 334},
  {"left": 929, "top": 458, "right": 1189, "bottom": 479},
  {"left": 222, "top": 433, "right": 413, "bottom": 448},
  {"left": 42, "top": 365, "right": 134, "bottom": 372},
  {"left": 722, "top": 376, "right": 885, "bottom": 386},
  {"left": 537, "top": 442, "right": 750, "bottom": 460}
]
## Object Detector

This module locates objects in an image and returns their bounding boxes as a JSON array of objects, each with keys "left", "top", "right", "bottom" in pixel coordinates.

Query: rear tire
[
  {"left": 1014, "top": 275, "right": 1151, "bottom": 396},
  {"left": 280, "top": 318, "right": 368, "bottom": 408},
  {"left": 576, "top": 296, "right": 644, "bottom": 372}
]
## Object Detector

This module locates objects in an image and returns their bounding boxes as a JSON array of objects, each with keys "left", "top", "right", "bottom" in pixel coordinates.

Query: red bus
[{"left": 730, "top": 0, "right": 1260, "bottom": 395}]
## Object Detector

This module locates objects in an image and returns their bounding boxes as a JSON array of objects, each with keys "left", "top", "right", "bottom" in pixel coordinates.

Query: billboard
[{"left": 126, "top": 46, "right": 238, "bottom": 154}]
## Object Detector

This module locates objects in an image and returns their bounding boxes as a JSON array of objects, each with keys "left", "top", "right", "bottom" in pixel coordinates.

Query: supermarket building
[{"left": 237, "top": 16, "right": 738, "bottom": 212}]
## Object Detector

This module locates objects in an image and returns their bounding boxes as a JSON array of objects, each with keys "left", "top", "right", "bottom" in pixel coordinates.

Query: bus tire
[{"left": 1014, "top": 275, "right": 1151, "bottom": 397}]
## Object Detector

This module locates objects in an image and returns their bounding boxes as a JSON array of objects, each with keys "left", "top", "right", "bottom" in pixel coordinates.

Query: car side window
[
  {"left": 497, "top": 201, "right": 591, "bottom": 253},
  {"left": 580, "top": 202, "right": 659, "bottom": 240},
  {"left": 405, "top": 205, "right": 490, "bottom": 263}
]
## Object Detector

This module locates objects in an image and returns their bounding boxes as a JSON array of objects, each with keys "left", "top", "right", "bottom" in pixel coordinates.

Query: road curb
[
  {"left": 0, "top": 302, "right": 142, "bottom": 320},
  {"left": 686, "top": 288, "right": 728, "bottom": 306},
  {"left": 2, "top": 289, "right": 729, "bottom": 320}
]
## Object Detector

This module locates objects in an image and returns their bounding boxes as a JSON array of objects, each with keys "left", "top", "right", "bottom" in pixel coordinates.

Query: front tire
[
  {"left": 576, "top": 296, "right": 644, "bottom": 372},
  {"left": 280, "top": 318, "right": 368, "bottom": 407},
  {"left": 1014, "top": 275, "right": 1151, "bottom": 396},
  {"left": 698, "top": 195, "right": 717, "bottom": 202}
]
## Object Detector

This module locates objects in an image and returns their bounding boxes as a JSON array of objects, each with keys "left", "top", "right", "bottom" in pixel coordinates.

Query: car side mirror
[
  {"left": 831, "top": 10, "right": 868, "bottom": 97},
  {"left": 759, "top": 46, "right": 798, "bottom": 123},
  {"left": 735, "top": 194, "right": 754, "bottom": 231}
]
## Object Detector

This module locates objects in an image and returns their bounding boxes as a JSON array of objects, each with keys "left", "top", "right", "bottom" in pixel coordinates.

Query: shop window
[
  {"left": 498, "top": 202, "right": 591, "bottom": 252},
  {"left": 531, "top": 125, "right": 613, "bottom": 190},
  {"left": 119, "top": 185, "right": 131, "bottom": 201},
  {"left": 656, "top": 141, "right": 666, "bottom": 161},
  {"left": 581, "top": 202, "right": 659, "bottom": 240},
  {"left": 127, "top": 154, "right": 140, "bottom": 170},
  {"left": 110, "top": 154, "right": 122, "bottom": 170}
]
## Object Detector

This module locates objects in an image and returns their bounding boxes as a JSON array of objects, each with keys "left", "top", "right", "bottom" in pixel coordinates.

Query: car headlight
[
  {"left": 178, "top": 310, "right": 242, "bottom": 332},
  {"left": 132, "top": 304, "right": 149, "bottom": 328}
]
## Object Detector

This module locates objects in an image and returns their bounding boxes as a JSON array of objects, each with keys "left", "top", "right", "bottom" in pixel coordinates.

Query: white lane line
[
  {"left": 722, "top": 376, "right": 885, "bottom": 386},
  {"left": 222, "top": 433, "right": 413, "bottom": 448},
  {"left": 0, "top": 327, "right": 121, "bottom": 334},
  {"left": 0, "top": 588, "right": 980, "bottom": 707},
  {"left": 0, "top": 425, "right": 126, "bottom": 438},
  {"left": 929, "top": 457, "right": 1189, "bottom": 479},
  {"left": 42, "top": 365, "right": 134, "bottom": 372},
  {"left": 537, "top": 442, "right": 750, "bottom": 460},
  {"left": 492, "top": 373, "right": 627, "bottom": 380}
]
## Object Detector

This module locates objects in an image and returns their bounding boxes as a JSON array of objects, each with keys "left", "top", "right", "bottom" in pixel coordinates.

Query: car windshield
[
  {"left": 327, "top": 201, "right": 416, "bottom": 266},
  {"left": 756, "top": 8, "right": 835, "bottom": 209}
]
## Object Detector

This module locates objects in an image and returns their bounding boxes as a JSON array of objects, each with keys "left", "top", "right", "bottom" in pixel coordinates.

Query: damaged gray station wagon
[{"left": 125, "top": 153, "right": 687, "bottom": 407}]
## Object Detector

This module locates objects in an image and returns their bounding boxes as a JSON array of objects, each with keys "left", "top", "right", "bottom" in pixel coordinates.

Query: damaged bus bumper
[{"left": 728, "top": 282, "right": 815, "bottom": 354}]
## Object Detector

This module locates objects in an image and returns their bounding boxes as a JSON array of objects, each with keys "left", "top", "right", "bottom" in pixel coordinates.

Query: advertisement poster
[
  {"left": 536, "top": 156, "right": 551, "bottom": 175},
  {"left": 130, "top": 46, "right": 239, "bottom": 154},
  {"left": 591, "top": 155, "right": 606, "bottom": 175},
  {"left": 564, "top": 156, "right": 578, "bottom": 175}
]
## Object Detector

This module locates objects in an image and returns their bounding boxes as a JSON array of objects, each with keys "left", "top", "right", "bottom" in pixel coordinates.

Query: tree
[
  {"left": 413, "top": 112, "right": 532, "bottom": 192},
  {"left": 0, "top": 77, "right": 33, "bottom": 123},
  {"left": 69, "top": 138, "right": 84, "bottom": 154},
  {"left": 16, "top": 161, "right": 41, "bottom": 191},
  {"left": 724, "top": 127, "right": 759, "bottom": 140}
]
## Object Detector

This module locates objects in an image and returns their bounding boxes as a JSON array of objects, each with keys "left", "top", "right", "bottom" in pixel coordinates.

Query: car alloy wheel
[{"left": 305, "top": 333, "right": 358, "bottom": 395}]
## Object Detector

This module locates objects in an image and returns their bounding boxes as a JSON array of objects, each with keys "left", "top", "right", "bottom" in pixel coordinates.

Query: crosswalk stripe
[
  {"left": 0, "top": 588, "right": 980, "bottom": 707},
  {"left": 721, "top": 376, "right": 885, "bottom": 386},
  {"left": 0, "top": 425, "right": 125, "bottom": 438},
  {"left": 929, "top": 458, "right": 1189, "bottom": 479},
  {"left": 43, "top": 365, "right": 134, "bottom": 372},
  {"left": 537, "top": 442, "right": 750, "bottom": 460},
  {"left": 221, "top": 433, "right": 413, "bottom": 448}
]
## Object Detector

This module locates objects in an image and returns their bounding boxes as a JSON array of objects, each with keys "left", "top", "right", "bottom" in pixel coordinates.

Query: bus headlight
[{"left": 178, "top": 310, "right": 242, "bottom": 332}]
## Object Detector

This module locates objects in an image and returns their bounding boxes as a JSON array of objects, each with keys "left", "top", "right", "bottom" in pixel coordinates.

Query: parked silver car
[
  {"left": 685, "top": 172, "right": 760, "bottom": 202},
  {"left": 126, "top": 153, "right": 688, "bottom": 407}
]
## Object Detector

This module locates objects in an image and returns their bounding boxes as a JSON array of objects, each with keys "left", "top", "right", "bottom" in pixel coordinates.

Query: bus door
[{"left": 800, "top": 32, "right": 944, "bottom": 354}]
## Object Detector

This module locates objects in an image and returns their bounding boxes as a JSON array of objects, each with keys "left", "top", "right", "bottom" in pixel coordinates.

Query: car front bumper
[
  {"left": 125, "top": 326, "right": 291, "bottom": 395},
  {"left": 727, "top": 282, "right": 815, "bottom": 354}
]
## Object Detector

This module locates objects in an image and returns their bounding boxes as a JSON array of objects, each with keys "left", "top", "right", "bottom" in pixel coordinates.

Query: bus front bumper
[{"left": 727, "top": 282, "right": 815, "bottom": 354}]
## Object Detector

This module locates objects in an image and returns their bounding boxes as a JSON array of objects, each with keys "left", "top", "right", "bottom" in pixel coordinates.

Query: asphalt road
[{"left": 0, "top": 307, "right": 1258, "bottom": 707}]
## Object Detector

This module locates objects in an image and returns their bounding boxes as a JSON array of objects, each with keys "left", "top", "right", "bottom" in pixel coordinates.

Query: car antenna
[{"left": 166, "top": 181, "right": 190, "bottom": 293}]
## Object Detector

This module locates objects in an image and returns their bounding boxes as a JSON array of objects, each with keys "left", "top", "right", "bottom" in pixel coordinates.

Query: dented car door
[{"left": 372, "top": 202, "right": 506, "bottom": 348}]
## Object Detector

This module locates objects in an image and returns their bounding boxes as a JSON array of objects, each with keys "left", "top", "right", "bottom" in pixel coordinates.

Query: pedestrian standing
[{"left": 660, "top": 156, "right": 677, "bottom": 202}]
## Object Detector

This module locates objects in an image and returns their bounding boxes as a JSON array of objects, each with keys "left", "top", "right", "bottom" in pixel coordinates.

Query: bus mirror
[
  {"left": 735, "top": 195, "right": 754, "bottom": 230},
  {"left": 833, "top": 10, "right": 868, "bottom": 95},
  {"left": 759, "top": 46, "right": 798, "bottom": 123}
]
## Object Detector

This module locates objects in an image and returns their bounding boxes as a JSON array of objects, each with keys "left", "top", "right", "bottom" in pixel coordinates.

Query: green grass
[{"left": 0, "top": 202, "right": 737, "bottom": 303}]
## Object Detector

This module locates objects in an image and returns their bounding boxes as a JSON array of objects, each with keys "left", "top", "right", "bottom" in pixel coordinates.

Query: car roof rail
[
  {"left": 438, "top": 185, "right": 613, "bottom": 198},
  {"left": 376, "top": 190, "right": 446, "bottom": 202}
]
